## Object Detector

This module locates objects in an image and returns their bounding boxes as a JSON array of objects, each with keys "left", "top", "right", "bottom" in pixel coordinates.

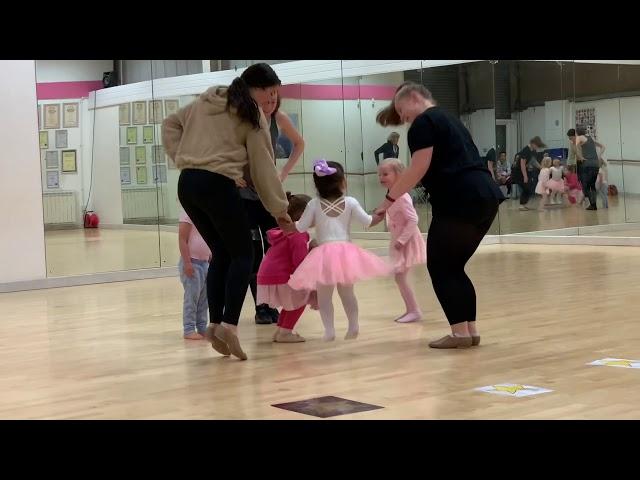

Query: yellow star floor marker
[
  {"left": 475, "top": 383, "right": 553, "bottom": 397},
  {"left": 588, "top": 358, "right": 640, "bottom": 369}
]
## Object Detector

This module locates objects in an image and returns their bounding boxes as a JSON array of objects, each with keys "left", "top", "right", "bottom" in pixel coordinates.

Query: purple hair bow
[{"left": 313, "top": 159, "right": 337, "bottom": 177}]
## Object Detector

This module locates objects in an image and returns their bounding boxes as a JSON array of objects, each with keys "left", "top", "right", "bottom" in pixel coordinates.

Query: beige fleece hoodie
[{"left": 161, "top": 86, "right": 288, "bottom": 218}]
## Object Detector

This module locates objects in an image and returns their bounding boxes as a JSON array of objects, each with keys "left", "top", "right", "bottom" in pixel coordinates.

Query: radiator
[
  {"left": 121, "top": 188, "right": 164, "bottom": 220},
  {"left": 42, "top": 191, "right": 80, "bottom": 225}
]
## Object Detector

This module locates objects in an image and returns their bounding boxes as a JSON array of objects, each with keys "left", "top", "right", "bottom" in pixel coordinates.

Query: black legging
[
  {"left": 244, "top": 198, "right": 278, "bottom": 307},
  {"left": 178, "top": 169, "right": 253, "bottom": 326},
  {"left": 580, "top": 166, "right": 599, "bottom": 207},
  {"left": 426, "top": 201, "right": 499, "bottom": 325}
]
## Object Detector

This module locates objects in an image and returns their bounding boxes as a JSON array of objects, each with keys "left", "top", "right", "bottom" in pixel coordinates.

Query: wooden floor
[{"left": 1, "top": 243, "right": 640, "bottom": 419}]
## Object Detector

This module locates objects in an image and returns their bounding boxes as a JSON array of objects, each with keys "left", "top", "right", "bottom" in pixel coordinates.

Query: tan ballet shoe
[
  {"left": 428, "top": 335, "right": 473, "bottom": 349},
  {"left": 205, "top": 324, "right": 231, "bottom": 357}
]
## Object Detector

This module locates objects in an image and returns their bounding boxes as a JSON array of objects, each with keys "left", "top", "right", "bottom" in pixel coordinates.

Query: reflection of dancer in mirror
[
  {"left": 375, "top": 82, "right": 504, "bottom": 349},
  {"left": 513, "top": 136, "right": 546, "bottom": 211},
  {"left": 569, "top": 127, "right": 606, "bottom": 211},
  {"left": 236, "top": 90, "right": 306, "bottom": 325},
  {"left": 374, "top": 132, "right": 400, "bottom": 165},
  {"left": 547, "top": 157, "right": 568, "bottom": 205},
  {"left": 162, "top": 63, "right": 292, "bottom": 361},
  {"left": 288, "top": 160, "right": 390, "bottom": 341},
  {"left": 495, "top": 151, "right": 512, "bottom": 196},
  {"left": 378, "top": 159, "right": 426, "bottom": 323}
]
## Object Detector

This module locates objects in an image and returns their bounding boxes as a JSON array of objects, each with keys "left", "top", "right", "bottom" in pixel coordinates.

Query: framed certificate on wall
[
  {"left": 45, "top": 150, "right": 59, "bottom": 169},
  {"left": 126, "top": 126, "right": 138, "bottom": 145},
  {"left": 164, "top": 99, "right": 179, "bottom": 117},
  {"left": 44, "top": 104, "right": 60, "bottom": 129},
  {"left": 47, "top": 170, "right": 60, "bottom": 189},
  {"left": 119, "top": 103, "right": 131, "bottom": 125},
  {"left": 143, "top": 125, "right": 154, "bottom": 144},
  {"left": 132, "top": 101, "right": 147, "bottom": 125},
  {"left": 120, "top": 167, "right": 131, "bottom": 185},
  {"left": 62, "top": 103, "right": 79, "bottom": 128},
  {"left": 39, "top": 131, "right": 49, "bottom": 149},
  {"left": 55, "top": 130, "right": 68, "bottom": 149},
  {"left": 151, "top": 145, "right": 164, "bottom": 164},
  {"left": 135, "top": 146, "right": 146, "bottom": 165},
  {"left": 61, "top": 150, "right": 77, "bottom": 173},
  {"left": 149, "top": 100, "right": 163, "bottom": 124},
  {"left": 136, "top": 166, "right": 148, "bottom": 184},
  {"left": 120, "top": 146, "right": 130, "bottom": 165}
]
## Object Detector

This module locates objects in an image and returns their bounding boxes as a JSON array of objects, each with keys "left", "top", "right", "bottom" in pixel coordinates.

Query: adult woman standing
[
  {"left": 238, "top": 94, "right": 305, "bottom": 324},
  {"left": 162, "top": 63, "right": 291, "bottom": 360},
  {"left": 375, "top": 82, "right": 504, "bottom": 349},
  {"left": 569, "top": 127, "right": 606, "bottom": 210},
  {"left": 374, "top": 132, "right": 401, "bottom": 165}
]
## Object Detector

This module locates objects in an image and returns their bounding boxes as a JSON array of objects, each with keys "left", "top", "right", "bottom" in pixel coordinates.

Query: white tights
[{"left": 317, "top": 284, "right": 359, "bottom": 341}]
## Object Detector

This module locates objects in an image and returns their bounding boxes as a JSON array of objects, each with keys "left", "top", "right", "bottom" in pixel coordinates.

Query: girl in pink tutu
[
  {"left": 547, "top": 157, "right": 568, "bottom": 205},
  {"left": 564, "top": 164, "right": 584, "bottom": 205},
  {"left": 378, "top": 159, "right": 426, "bottom": 323},
  {"left": 257, "top": 193, "right": 315, "bottom": 343},
  {"left": 535, "top": 155, "right": 553, "bottom": 210},
  {"left": 288, "top": 159, "right": 390, "bottom": 341}
]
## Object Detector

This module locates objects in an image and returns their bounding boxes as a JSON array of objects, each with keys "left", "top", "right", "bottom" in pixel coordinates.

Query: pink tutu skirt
[
  {"left": 546, "top": 179, "right": 565, "bottom": 193},
  {"left": 390, "top": 232, "right": 426, "bottom": 273},
  {"left": 257, "top": 284, "right": 310, "bottom": 311},
  {"left": 288, "top": 241, "right": 392, "bottom": 290}
]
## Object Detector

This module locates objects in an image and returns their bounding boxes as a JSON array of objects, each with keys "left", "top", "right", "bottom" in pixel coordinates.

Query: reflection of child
[
  {"left": 178, "top": 210, "right": 212, "bottom": 340},
  {"left": 535, "top": 156, "right": 553, "bottom": 210},
  {"left": 547, "top": 158, "right": 568, "bottom": 205},
  {"left": 596, "top": 158, "right": 609, "bottom": 209},
  {"left": 257, "top": 194, "right": 314, "bottom": 343},
  {"left": 565, "top": 165, "right": 584, "bottom": 205},
  {"left": 288, "top": 159, "right": 390, "bottom": 341},
  {"left": 378, "top": 159, "right": 426, "bottom": 323}
]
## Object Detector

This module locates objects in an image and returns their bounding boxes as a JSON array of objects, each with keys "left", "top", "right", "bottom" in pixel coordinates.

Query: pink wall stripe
[
  {"left": 280, "top": 84, "right": 396, "bottom": 100},
  {"left": 36, "top": 81, "right": 104, "bottom": 100}
]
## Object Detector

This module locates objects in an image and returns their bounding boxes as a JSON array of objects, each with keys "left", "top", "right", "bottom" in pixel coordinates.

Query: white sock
[
  {"left": 317, "top": 285, "right": 336, "bottom": 341},
  {"left": 396, "top": 312, "right": 422, "bottom": 323},
  {"left": 337, "top": 284, "right": 359, "bottom": 339}
]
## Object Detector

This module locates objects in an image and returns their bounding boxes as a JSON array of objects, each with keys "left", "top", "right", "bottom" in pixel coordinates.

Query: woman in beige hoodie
[{"left": 162, "top": 63, "right": 292, "bottom": 361}]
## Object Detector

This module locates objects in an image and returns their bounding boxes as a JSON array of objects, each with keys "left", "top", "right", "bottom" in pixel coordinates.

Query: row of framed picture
[
  {"left": 44, "top": 150, "right": 78, "bottom": 189},
  {"left": 38, "top": 103, "right": 79, "bottom": 130},
  {"left": 120, "top": 165, "right": 167, "bottom": 185},
  {"left": 119, "top": 99, "right": 179, "bottom": 126},
  {"left": 120, "top": 145, "right": 173, "bottom": 167},
  {"left": 123, "top": 125, "right": 159, "bottom": 145},
  {"left": 39, "top": 130, "right": 70, "bottom": 149}
]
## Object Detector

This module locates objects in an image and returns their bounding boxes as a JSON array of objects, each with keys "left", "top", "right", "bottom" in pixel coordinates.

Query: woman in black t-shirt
[
  {"left": 513, "top": 137, "right": 546, "bottom": 210},
  {"left": 375, "top": 81, "right": 504, "bottom": 349}
]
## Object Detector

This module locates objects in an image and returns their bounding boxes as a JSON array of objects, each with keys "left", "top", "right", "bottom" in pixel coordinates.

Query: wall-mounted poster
[
  {"left": 152, "top": 164, "right": 168, "bottom": 183},
  {"left": 62, "top": 103, "right": 79, "bottom": 128},
  {"left": 120, "top": 146, "right": 130, "bottom": 166},
  {"left": 37, "top": 105, "right": 41, "bottom": 128},
  {"left": 44, "top": 104, "right": 60, "bottom": 129},
  {"left": 143, "top": 125, "right": 154, "bottom": 144},
  {"left": 149, "top": 100, "right": 163, "bottom": 124},
  {"left": 575, "top": 107, "right": 597, "bottom": 139},
  {"left": 61, "top": 150, "right": 77, "bottom": 173},
  {"left": 55, "top": 130, "right": 68, "bottom": 149},
  {"left": 39, "top": 131, "right": 49, "bottom": 149},
  {"left": 135, "top": 146, "right": 146, "bottom": 165},
  {"left": 164, "top": 99, "right": 179, "bottom": 117},
  {"left": 46, "top": 170, "right": 59, "bottom": 189},
  {"left": 136, "top": 166, "right": 148, "bottom": 184},
  {"left": 132, "top": 101, "right": 147, "bottom": 125},
  {"left": 119, "top": 103, "right": 131, "bottom": 125},
  {"left": 120, "top": 167, "right": 131, "bottom": 185},
  {"left": 45, "top": 150, "right": 59, "bottom": 169},
  {"left": 152, "top": 145, "right": 165, "bottom": 164},
  {"left": 126, "top": 126, "right": 138, "bottom": 144}
]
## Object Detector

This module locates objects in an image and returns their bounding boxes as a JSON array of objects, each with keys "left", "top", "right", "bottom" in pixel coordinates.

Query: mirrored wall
[{"left": 35, "top": 60, "right": 640, "bottom": 279}]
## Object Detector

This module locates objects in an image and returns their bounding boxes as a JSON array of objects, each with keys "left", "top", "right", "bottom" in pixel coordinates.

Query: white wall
[
  {"left": 35, "top": 60, "right": 113, "bottom": 83},
  {"left": 91, "top": 106, "right": 123, "bottom": 224},
  {"left": 0, "top": 61, "right": 46, "bottom": 283},
  {"left": 462, "top": 109, "right": 496, "bottom": 156}
]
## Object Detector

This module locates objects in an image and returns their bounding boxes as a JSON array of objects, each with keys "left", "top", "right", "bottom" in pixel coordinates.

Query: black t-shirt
[
  {"left": 485, "top": 147, "right": 496, "bottom": 170},
  {"left": 407, "top": 106, "right": 504, "bottom": 214}
]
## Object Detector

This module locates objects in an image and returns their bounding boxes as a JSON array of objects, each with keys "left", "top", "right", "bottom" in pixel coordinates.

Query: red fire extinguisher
[{"left": 84, "top": 210, "right": 100, "bottom": 228}]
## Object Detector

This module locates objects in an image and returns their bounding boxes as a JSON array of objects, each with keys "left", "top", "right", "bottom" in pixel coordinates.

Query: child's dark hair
[
  {"left": 286, "top": 192, "right": 311, "bottom": 221},
  {"left": 226, "top": 63, "right": 281, "bottom": 130},
  {"left": 313, "top": 161, "right": 345, "bottom": 200}
]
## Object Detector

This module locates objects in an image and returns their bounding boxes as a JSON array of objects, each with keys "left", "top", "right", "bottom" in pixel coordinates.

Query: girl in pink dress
[
  {"left": 535, "top": 156, "right": 553, "bottom": 210},
  {"left": 378, "top": 159, "right": 426, "bottom": 323},
  {"left": 547, "top": 157, "right": 568, "bottom": 205},
  {"left": 288, "top": 159, "right": 391, "bottom": 341},
  {"left": 257, "top": 193, "right": 315, "bottom": 343},
  {"left": 564, "top": 164, "right": 584, "bottom": 205}
]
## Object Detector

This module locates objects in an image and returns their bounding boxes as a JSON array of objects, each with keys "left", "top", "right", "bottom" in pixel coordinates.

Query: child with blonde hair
[
  {"left": 596, "top": 157, "right": 609, "bottom": 209},
  {"left": 535, "top": 155, "right": 553, "bottom": 210},
  {"left": 378, "top": 159, "right": 426, "bottom": 323}
]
